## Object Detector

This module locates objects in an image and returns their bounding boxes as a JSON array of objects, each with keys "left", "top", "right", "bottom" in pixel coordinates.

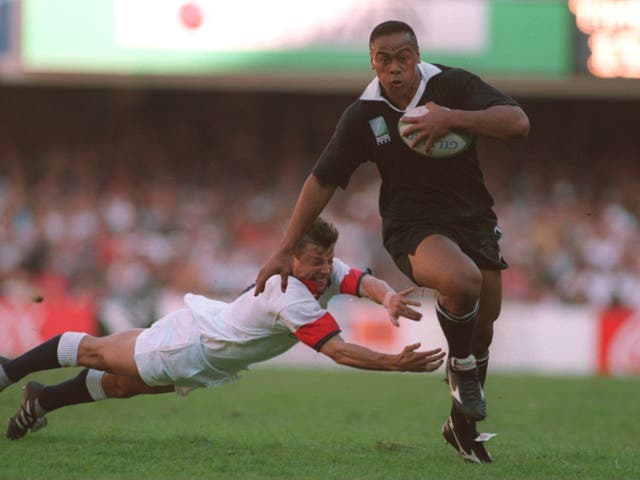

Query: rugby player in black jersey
[{"left": 256, "top": 20, "right": 529, "bottom": 463}]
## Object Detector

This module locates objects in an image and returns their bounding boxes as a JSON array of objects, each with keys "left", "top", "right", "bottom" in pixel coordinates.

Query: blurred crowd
[{"left": 1, "top": 87, "right": 639, "bottom": 331}]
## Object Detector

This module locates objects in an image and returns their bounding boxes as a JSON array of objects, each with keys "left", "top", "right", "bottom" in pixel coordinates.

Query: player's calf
[{"left": 0, "top": 332, "right": 87, "bottom": 393}]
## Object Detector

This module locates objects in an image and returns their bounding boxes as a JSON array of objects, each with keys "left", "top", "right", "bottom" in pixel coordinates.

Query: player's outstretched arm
[
  {"left": 319, "top": 335, "right": 445, "bottom": 372},
  {"left": 358, "top": 275, "right": 422, "bottom": 327},
  {"left": 254, "top": 174, "right": 337, "bottom": 295}
]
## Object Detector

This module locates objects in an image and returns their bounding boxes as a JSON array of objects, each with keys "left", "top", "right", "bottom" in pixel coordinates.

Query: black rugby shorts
[{"left": 383, "top": 217, "right": 508, "bottom": 285}]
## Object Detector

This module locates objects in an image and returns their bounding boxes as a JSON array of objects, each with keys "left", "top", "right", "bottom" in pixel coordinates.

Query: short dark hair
[
  {"left": 369, "top": 20, "right": 418, "bottom": 49},
  {"left": 293, "top": 217, "right": 339, "bottom": 256}
]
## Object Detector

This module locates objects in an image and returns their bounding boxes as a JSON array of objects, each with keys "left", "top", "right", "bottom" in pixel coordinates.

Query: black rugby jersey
[{"left": 313, "top": 62, "right": 518, "bottom": 226}]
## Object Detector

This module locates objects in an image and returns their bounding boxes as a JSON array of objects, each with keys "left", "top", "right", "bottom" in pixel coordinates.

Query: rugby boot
[
  {"left": 6, "top": 381, "right": 48, "bottom": 440},
  {"left": 442, "top": 416, "right": 496, "bottom": 464},
  {"left": 446, "top": 355, "right": 486, "bottom": 421}
]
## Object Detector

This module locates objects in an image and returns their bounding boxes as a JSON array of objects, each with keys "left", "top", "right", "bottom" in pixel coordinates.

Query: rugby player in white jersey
[{"left": 1, "top": 217, "right": 444, "bottom": 440}]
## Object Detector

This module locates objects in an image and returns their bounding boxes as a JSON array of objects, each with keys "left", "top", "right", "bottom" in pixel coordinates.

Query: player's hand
[
  {"left": 254, "top": 250, "right": 292, "bottom": 295},
  {"left": 393, "top": 344, "right": 445, "bottom": 372},
  {"left": 382, "top": 287, "right": 422, "bottom": 327},
  {"left": 400, "top": 101, "right": 452, "bottom": 154}
]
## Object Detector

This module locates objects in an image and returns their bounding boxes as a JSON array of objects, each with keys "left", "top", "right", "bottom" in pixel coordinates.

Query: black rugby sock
[
  {"left": 2, "top": 335, "right": 63, "bottom": 383},
  {"left": 476, "top": 351, "right": 490, "bottom": 386},
  {"left": 436, "top": 301, "right": 479, "bottom": 359},
  {"left": 37, "top": 369, "right": 95, "bottom": 413}
]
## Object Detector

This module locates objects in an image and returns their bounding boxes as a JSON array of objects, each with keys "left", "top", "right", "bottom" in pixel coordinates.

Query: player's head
[
  {"left": 369, "top": 21, "right": 421, "bottom": 101},
  {"left": 292, "top": 217, "right": 338, "bottom": 295}
]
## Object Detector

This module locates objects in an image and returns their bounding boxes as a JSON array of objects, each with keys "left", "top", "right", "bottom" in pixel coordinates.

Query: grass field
[{"left": 1, "top": 368, "right": 638, "bottom": 479}]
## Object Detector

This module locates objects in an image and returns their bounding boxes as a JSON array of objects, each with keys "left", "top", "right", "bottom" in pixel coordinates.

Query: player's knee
[
  {"left": 104, "top": 375, "right": 136, "bottom": 399},
  {"left": 441, "top": 267, "right": 482, "bottom": 304},
  {"left": 77, "top": 337, "right": 109, "bottom": 371}
]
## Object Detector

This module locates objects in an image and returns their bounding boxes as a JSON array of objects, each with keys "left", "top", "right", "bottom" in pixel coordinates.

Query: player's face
[
  {"left": 370, "top": 32, "right": 421, "bottom": 105},
  {"left": 292, "top": 243, "right": 335, "bottom": 294}
]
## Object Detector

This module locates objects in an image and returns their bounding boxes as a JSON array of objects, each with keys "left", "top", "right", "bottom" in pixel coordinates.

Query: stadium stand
[{"left": 1, "top": 87, "right": 639, "bottom": 332}]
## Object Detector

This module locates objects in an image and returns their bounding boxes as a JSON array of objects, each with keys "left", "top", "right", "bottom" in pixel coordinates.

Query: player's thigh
[
  {"left": 408, "top": 234, "right": 481, "bottom": 295},
  {"left": 79, "top": 330, "right": 143, "bottom": 376}
]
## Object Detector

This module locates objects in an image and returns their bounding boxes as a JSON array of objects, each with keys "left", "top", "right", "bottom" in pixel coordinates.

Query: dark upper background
[{"left": 1, "top": 86, "right": 638, "bottom": 320}]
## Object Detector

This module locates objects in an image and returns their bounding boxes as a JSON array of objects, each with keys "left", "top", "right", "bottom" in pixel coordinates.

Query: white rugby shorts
[{"left": 134, "top": 309, "right": 237, "bottom": 392}]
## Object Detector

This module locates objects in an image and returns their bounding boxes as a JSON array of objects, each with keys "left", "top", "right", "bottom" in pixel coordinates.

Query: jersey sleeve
[
  {"left": 331, "top": 257, "right": 368, "bottom": 296},
  {"left": 273, "top": 280, "right": 341, "bottom": 351},
  {"left": 279, "top": 300, "right": 341, "bottom": 351},
  {"left": 312, "top": 103, "right": 369, "bottom": 189},
  {"left": 442, "top": 68, "right": 519, "bottom": 111}
]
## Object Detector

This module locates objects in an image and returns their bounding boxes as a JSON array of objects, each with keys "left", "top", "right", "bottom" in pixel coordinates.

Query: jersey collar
[
  {"left": 296, "top": 277, "right": 331, "bottom": 299},
  {"left": 359, "top": 61, "right": 442, "bottom": 113}
]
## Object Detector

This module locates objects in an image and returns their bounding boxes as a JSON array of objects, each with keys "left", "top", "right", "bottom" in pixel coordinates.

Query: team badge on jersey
[{"left": 369, "top": 116, "right": 391, "bottom": 146}]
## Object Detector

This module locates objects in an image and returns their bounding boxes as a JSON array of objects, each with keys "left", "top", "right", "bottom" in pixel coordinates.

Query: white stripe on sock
[
  {"left": 450, "top": 354, "right": 477, "bottom": 371},
  {"left": 57, "top": 332, "right": 88, "bottom": 367},
  {"left": 86, "top": 369, "right": 107, "bottom": 401},
  {"left": 436, "top": 299, "right": 479, "bottom": 322},
  {"left": 476, "top": 351, "right": 490, "bottom": 365}
]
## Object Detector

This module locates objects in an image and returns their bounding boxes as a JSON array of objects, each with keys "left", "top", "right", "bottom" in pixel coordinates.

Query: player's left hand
[
  {"left": 255, "top": 250, "right": 292, "bottom": 295},
  {"left": 383, "top": 287, "right": 422, "bottom": 327},
  {"left": 400, "top": 101, "right": 453, "bottom": 153}
]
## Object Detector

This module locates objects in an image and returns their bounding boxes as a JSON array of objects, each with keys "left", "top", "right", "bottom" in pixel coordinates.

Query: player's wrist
[
  {"left": 382, "top": 291, "right": 393, "bottom": 309},
  {"left": 389, "top": 353, "right": 403, "bottom": 371},
  {"left": 445, "top": 108, "right": 466, "bottom": 130}
]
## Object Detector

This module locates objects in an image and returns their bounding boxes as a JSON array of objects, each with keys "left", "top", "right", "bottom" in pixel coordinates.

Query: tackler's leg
[{"left": 6, "top": 370, "right": 173, "bottom": 440}]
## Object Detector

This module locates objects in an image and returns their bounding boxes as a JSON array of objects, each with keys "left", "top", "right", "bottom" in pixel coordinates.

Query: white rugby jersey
[{"left": 183, "top": 258, "right": 366, "bottom": 374}]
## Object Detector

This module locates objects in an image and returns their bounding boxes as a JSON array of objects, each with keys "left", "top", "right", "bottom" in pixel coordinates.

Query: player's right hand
[
  {"left": 400, "top": 101, "right": 452, "bottom": 154},
  {"left": 394, "top": 344, "right": 445, "bottom": 372},
  {"left": 254, "top": 250, "right": 292, "bottom": 295}
]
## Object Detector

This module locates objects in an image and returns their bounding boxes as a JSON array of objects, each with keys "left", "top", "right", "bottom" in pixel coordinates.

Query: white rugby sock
[
  {"left": 86, "top": 369, "right": 107, "bottom": 401},
  {"left": 57, "top": 332, "right": 88, "bottom": 367}
]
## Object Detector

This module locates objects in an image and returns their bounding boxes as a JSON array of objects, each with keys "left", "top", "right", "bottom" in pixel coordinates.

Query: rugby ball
[{"left": 398, "top": 105, "right": 472, "bottom": 158}]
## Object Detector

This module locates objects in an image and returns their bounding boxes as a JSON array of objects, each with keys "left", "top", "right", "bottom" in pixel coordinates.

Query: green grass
[{"left": 1, "top": 369, "right": 638, "bottom": 479}]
